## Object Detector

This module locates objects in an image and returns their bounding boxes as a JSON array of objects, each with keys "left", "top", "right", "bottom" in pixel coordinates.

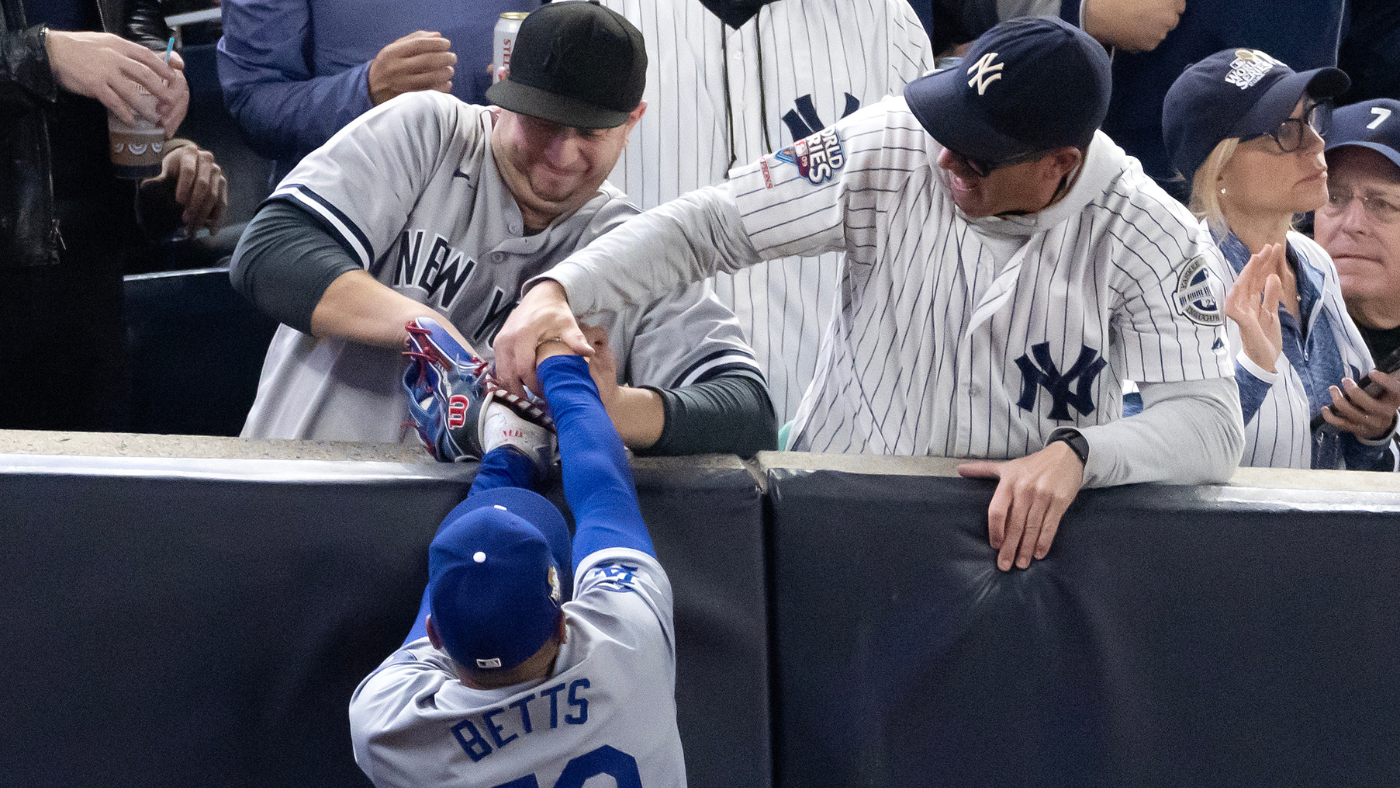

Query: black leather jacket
[{"left": 0, "top": 0, "right": 169, "bottom": 268}]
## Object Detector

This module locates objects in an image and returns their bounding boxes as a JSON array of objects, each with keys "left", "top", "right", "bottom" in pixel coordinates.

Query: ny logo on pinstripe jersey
[
  {"left": 1015, "top": 343, "right": 1108, "bottom": 421},
  {"left": 782, "top": 93, "right": 860, "bottom": 142}
]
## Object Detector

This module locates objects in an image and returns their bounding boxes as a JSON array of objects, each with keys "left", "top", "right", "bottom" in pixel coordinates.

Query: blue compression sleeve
[
  {"left": 537, "top": 355, "right": 656, "bottom": 568},
  {"left": 402, "top": 446, "right": 542, "bottom": 645},
  {"left": 469, "top": 446, "right": 542, "bottom": 495}
]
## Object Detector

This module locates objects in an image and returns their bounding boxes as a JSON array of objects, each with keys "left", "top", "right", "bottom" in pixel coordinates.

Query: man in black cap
[
  {"left": 228, "top": 0, "right": 776, "bottom": 458},
  {"left": 495, "top": 16, "right": 1246, "bottom": 572}
]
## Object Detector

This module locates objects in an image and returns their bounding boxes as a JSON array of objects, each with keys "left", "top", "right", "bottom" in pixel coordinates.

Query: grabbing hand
[
  {"left": 1320, "top": 370, "right": 1400, "bottom": 441},
  {"left": 493, "top": 280, "right": 593, "bottom": 397},
  {"left": 1225, "top": 243, "right": 1285, "bottom": 374},
  {"left": 579, "top": 323, "right": 622, "bottom": 409},
  {"left": 958, "top": 441, "right": 1086, "bottom": 571},
  {"left": 45, "top": 31, "right": 186, "bottom": 134},
  {"left": 151, "top": 144, "right": 227, "bottom": 237},
  {"left": 368, "top": 31, "right": 456, "bottom": 106},
  {"left": 1081, "top": 0, "right": 1184, "bottom": 52}
]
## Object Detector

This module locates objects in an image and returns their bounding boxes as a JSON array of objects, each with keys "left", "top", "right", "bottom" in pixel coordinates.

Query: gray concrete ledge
[
  {"left": 4, "top": 430, "right": 1398, "bottom": 496},
  {"left": 755, "top": 450, "right": 1400, "bottom": 495},
  {"left": 0, "top": 429, "right": 430, "bottom": 463}
]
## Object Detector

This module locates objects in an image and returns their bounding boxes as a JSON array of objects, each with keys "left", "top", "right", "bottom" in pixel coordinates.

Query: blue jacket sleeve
[
  {"left": 216, "top": 0, "right": 374, "bottom": 165},
  {"left": 1234, "top": 361, "right": 1272, "bottom": 425},
  {"left": 537, "top": 355, "right": 656, "bottom": 567}
]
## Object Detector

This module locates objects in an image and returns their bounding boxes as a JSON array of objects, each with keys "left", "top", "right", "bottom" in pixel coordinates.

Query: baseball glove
[{"left": 402, "top": 317, "right": 554, "bottom": 462}]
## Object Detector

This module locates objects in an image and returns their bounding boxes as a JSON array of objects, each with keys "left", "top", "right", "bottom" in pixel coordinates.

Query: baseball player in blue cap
[
  {"left": 1164, "top": 51, "right": 1399, "bottom": 470},
  {"left": 1316, "top": 99, "right": 1400, "bottom": 368},
  {"left": 348, "top": 343, "right": 684, "bottom": 786},
  {"left": 493, "top": 16, "right": 1246, "bottom": 572}
]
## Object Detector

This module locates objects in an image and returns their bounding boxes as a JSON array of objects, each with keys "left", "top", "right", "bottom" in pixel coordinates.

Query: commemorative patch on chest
[
  {"left": 775, "top": 128, "right": 845, "bottom": 185},
  {"left": 1173, "top": 256, "right": 1224, "bottom": 326}
]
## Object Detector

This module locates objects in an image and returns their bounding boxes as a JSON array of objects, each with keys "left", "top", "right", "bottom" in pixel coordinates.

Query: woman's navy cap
[
  {"left": 1163, "top": 48, "right": 1349, "bottom": 183},
  {"left": 1325, "top": 98, "right": 1400, "bottom": 171},
  {"left": 428, "top": 487, "right": 573, "bottom": 671},
  {"left": 904, "top": 16, "right": 1111, "bottom": 162}
]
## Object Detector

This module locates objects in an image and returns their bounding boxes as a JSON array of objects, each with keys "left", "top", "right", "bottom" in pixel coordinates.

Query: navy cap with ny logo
[{"left": 904, "top": 16, "right": 1112, "bottom": 165}]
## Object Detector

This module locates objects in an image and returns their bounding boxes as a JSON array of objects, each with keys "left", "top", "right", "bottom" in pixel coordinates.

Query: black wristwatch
[{"left": 1047, "top": 427, "right": 1089, "bottom": 467}]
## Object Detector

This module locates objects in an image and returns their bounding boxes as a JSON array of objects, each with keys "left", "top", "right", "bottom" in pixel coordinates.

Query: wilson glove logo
[
  {"left": 967, "top": 53, "right": 1004, "bottom": 95},
  {"left": 447, "top": 395, "right": 470, "bottom": 429}
]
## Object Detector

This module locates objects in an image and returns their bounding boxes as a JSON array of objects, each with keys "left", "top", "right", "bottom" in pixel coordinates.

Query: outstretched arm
[{"left": 536, "top": 351, "right": 655, "bottom": 567}]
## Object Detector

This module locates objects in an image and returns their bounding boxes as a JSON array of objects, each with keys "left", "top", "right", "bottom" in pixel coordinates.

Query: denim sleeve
[{"left": 1234, "top": 356, "right": 1276, "bottom": 425}]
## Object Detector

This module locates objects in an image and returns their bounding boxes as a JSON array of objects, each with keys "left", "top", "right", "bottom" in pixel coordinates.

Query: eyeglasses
[
  {"left": 1242, "top": 101, "right": 1332, "bottom": 154},
  {"left": 1322, "top": 185, "right": 1400, "bottom": 225},
  {"left": 943, "top": 146, "right": 1050, "bottom": 178}
]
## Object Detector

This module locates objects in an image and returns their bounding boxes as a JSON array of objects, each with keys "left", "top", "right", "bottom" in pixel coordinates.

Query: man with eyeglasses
[
  {"left": 492, "top": 17, "right": 1245, "bottom": 573},
  {"left": 1316, "top": 99, "right": 1400, "bottom": 367}
]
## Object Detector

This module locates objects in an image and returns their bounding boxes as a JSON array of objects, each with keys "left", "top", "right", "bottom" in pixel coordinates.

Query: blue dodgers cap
[
  {"left": 904, "top": 16, "right": 1111, "bottom": 163},
  {"left": 1325, "top": 98, "right": 1400, "bottom": 171},
  {"left": 428, "top": 487, "right": 572, "bottom": 671},
  {"left": 1163, "top": 48, "right": 1350, "bottom": 183}
]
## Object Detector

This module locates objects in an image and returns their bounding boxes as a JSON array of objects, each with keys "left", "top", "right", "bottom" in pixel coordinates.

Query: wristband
[{"left": 1047, "top": 427, "right": 1089, "bottom": 466}]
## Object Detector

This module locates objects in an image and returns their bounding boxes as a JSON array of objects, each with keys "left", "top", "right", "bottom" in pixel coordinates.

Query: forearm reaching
[
  {"left": 1080, "top": 376, "right": 1245, "bottom": 487},
  {"left": 230, "top": 201, "right": 472, "bottom": 350},
  {"left": 536, "top": 185, "right": 762, "bottom": 317},
  {"left": 536, "top": 353, "right": 655, "bottom": 567},
  {"left": 641, "top": 375, "right": 777, "bottom": 457},
  {"left": 495, "top": 189, "right": 761, "bottom": 396}
]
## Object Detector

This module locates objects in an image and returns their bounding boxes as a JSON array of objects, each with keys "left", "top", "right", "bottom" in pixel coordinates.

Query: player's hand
[
  {"left": 493, "top": 280, "right": 594, "bottom": 397},
  {"left": 1320, "top": 370, "right": 1400, "bottom": 441},
  {"left": 1224, "top": 242, "right": 1285, "bottom": 374},
  {"left": 1081, "top": 0, "right": 1184, "bottom": 52},
  {"left": 578, "top": 323, "right": 622, "bottom": 410},
  {"left": 958, "top": 442, "right": 1085, "bottom": 572},
  {"left": 151, "top": 143, "right": 227, "bottom": 237},
  {"left": 368, "top": 31, "right": 456, "bottom": 106},
  {"left": 45, "top": 31, "right": 185, "bottom": 129}
]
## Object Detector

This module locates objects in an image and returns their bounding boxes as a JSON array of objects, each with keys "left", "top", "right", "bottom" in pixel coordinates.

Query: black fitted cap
[
  {"left": 1163, "top": 48, "right": 1349, "bottom": 183},
  {"left": 1325, "top": 98, "right": 1400, "bottom": 171},
  {"left": 486, "top": 1, "right": 647, "bottom": 129},
  {"left": 904, "top": 16, "right": 1111, "bottom": 163}
]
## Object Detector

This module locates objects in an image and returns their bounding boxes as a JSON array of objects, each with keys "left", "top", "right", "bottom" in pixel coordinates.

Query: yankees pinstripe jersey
[
  {"left": 596, "top": 0, "right": 936, "bottom": 421},
  {"left": 350, "top": 548, "right": 684, "bottom": 788},
  {"left": 543, "top": 96, "right": 1235, "bottom": 457},
  {"left": 241, "top": 92, "right": 762, "bottom": 443},
  {"left": 1217, "top": 230, "right": 1392, "bottom": 470}
]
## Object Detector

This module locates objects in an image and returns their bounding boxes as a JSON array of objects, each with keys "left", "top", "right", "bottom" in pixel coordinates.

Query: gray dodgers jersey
[
  {"left": 242, "top": 92, "right": 762, "bottom": 442},
  {"left": 350, "top": 548, "right": 684, "bottom": 788},
  {"left": 598, "top": 0, "right": 936, "bottom": 422}
]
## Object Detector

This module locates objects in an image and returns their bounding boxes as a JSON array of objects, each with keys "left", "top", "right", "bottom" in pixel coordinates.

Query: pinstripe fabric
[
  {"left": 724, "top": 98, "right": 1233, "bottom": 456},
  {"left": 1217, "top": 229, "right": 1389, "bottom": 470},
  {"left": 597, "top": 0, "right": 935, "bottom": 420}
]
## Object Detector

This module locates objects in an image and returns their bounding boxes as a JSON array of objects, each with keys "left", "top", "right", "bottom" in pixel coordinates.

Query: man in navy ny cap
[
  {"left": 1316, "top": 99, "right": 1400, "bottom": 366},
  {"left": 494, "top": 16, "right": 1244, "bottom": 572},
  {"left": 348, "top": 346, "right": 685, "bottom": 787}
]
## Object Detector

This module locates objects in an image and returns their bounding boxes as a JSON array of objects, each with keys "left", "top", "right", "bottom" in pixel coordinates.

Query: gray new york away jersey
[
  {"left": 242, "top": 92, "right": 762, "bottom": 442},
  {"left": 350, "top": 548, "right": 684, "bottom": 788}
]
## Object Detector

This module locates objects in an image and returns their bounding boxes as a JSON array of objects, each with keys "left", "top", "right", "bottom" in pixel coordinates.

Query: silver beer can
[{"left": 494, "top": 12, "right": 529, "bottom": 83}]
